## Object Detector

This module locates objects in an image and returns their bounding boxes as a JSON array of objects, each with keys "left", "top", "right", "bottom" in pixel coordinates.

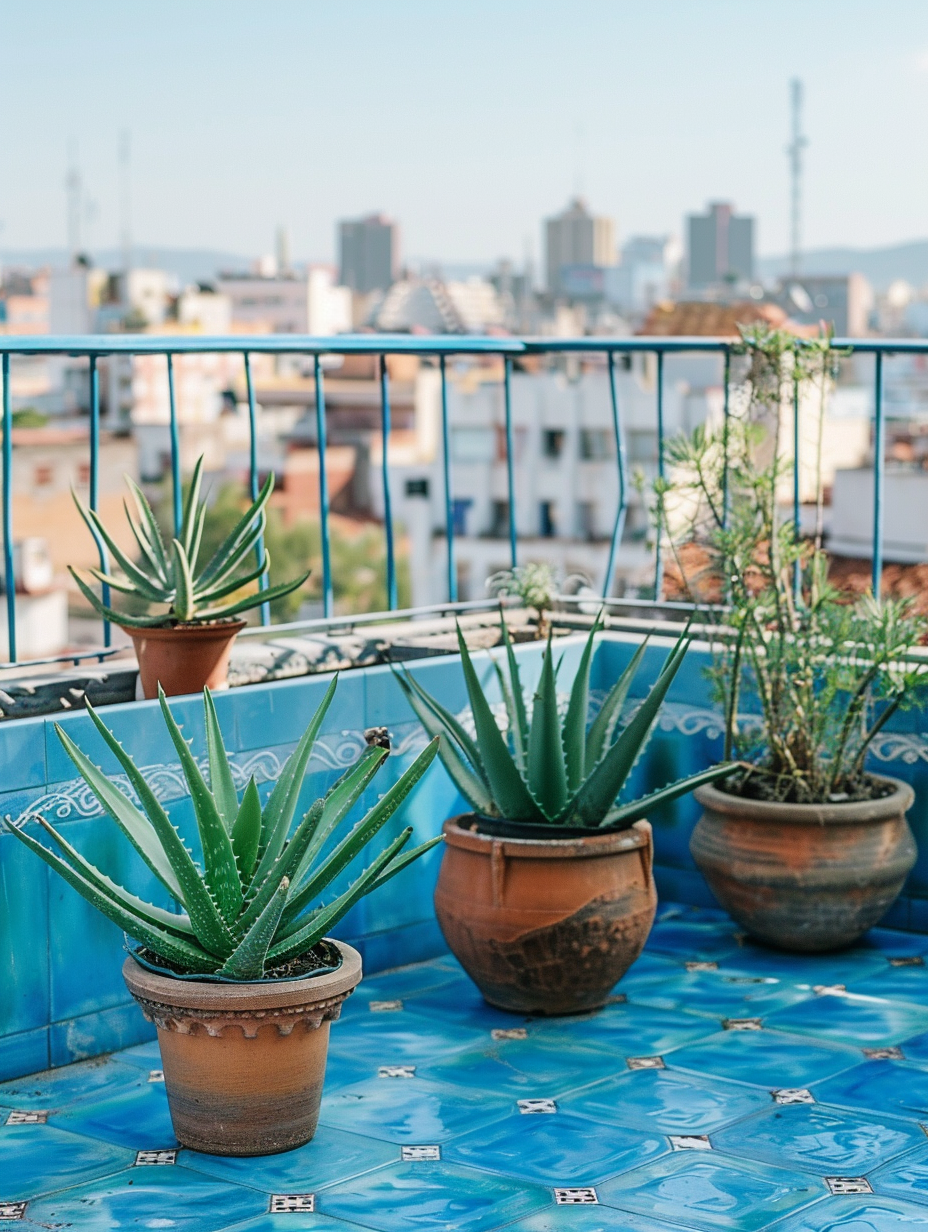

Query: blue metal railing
[{"left": 0, "top": 331, "right": 908, "bottom": 669}]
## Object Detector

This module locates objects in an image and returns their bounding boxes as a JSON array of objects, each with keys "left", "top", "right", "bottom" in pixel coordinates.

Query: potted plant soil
[
  {"left": 660, "top": 326, "right": 928, "bottom": 951},
  {"left": 395, "top": 612, "right": 730, "bottom": 1015},
  {"left": 4, "top": 677, "right": 439, "bottom": 1155},
  {"left": 70, "top": 455, "right": 309, "bottom": 697}
]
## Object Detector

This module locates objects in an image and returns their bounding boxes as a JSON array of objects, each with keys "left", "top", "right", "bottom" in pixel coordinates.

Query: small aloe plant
[
  {"left": 70, "top": 455, "right": 309, "bottom": 627},
  {"left": 4, "top": 678, "right": 440, "bottom": 980},
  {"left": 394, "top": 614, "right": 731, "bottom": 829}
]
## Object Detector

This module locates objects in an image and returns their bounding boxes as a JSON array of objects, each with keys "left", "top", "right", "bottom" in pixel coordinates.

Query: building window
[
  {"left": 452, "top": 498, "right": 472, "bottom": 536},
  {"left": 33, "top": 464, "right": 53, "bottom": 487},
  {"left": 540, "top": 501, "right": 558, "bottom": 538},
  {"left": 579, "top": 429, "right": 613, "bottom": 461},
  {"left": 489, "top": 500, "right": 510, "bottom": 539},
  {"left": 542, "top": 429, "right": 565, "bottom": 459},
  {"left": 494, "top": 425, "right": 527, "bottom": 463},
  {"left": 405, "top": 478, "right": 429, "bottom": 498}
]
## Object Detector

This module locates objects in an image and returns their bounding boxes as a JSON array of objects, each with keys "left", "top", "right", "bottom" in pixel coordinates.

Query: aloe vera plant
[
  {"left": 70, "top": 455, "right": 309, "bottom": 627},
  {"left": 3, "top": 678, "right": 440, "bottom": 980},
  {"left": 395, "top": 614, "right": 731, "bottom": 829}
]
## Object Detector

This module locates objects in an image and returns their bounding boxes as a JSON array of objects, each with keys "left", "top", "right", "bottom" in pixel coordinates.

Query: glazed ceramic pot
[
  {"left": 123, "top": 941, "right": 362, "bottom": 1156},
  {"left": 433, "top": 815, "right": 657, "bottom": 1015},
  {"left": 123, "top": 620, "right": 246, "bottom": 698},
  {"left": 691, "top": 776, "right": 916, "bottom": 952}
]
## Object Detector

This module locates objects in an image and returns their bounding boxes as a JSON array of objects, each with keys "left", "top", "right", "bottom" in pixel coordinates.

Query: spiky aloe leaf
[
  {"left": 180, "top": 455, "right": 204, "bottom": 558},
  {"left": 195, "top": 551, "right": 270, "bottom": 606},
  {"left": 68, "top": 568, "right": 170, "bottom": 628},
  {"left": 526, "top": 635, "right": 569, "bottom": 820},
  {"left": 203, "top": 690, "right": 238, "bottom": 833},
  {"left": 585, "top": 639, "right": 649, "bottom": 770},
  {"left": 282, "top": 737, "right": 439, "bottom": 925},
  {"left": 562, "top": 615, "right": 603, "bottom": 792},
  {"left": 364, "top": 834, "right": 444, "bottom": 895},
  {"left": 396, "top": 666, "right": 488, "bottom": 785},
  {"left": 68, "top": 708, "right": 235, "bottom": 957},
  {"left": 187, "top": 500, "right": 208, "bottom": 575},
  {"left": 598, "top": 763, "right": 735, "bottom": 830},
  {"left": 270, "top": 828, "right": 413, "bottom": 962},
  {"left": 71, "top": 491, "right": 169, "bottom": 603},
  {"left": 498, "top": 610, "right": 529, "bottom": 765},
  {"left": 123, "top": 498, "right": 168, "bottom": 585},
  {"left": 158, "top": 687, "right": 242, "bottom": 923},
  {"left": 250, "top": 675, "right": 339, "bottom": 881},
  {"left": 196, "top": 570, "right": 310, "bottom": 621},
  {"left": 455, "top": 624, "right": 537, "bottom": 820},
  {"left": 231, "top": 777, "right": 262, "bottom": 882},
  {"left": 126, "top": 476, "right": 169, "bottom": 580},
  {"left": 237, "top": 800, "right": 325, "bottom": 935},
  {"left": 195, "top": 518, "right": 266, "bottom": 594},
  {"left": 3, "top": 819, "right": 219, "bottom": 972},
  {"left": 290, "top": 746, "right": 389, "bottom": 887},
  {"left": 197, "top": 472, "right": 274, "bottom": 588},
  {"left": 171, "top": 540, "right": 194, "bottom": 622},
  {"left": 218, "top": 878, "right": 290, "bottom": 980},
  {"left": 569, "top": 635, "right": 691, "bottom": 826},
  {"left": 37, "top": 818, "right": 196, "bottom": 939}
]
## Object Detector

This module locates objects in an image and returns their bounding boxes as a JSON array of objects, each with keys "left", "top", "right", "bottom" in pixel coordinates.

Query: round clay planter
[
  {"left": 691, "top": 776, "right": 917, "bottom": 952},
  {"left": 122, "top": 941, "right": 362, "bottom": 1156},
  {"left": 433, "top": 815, "right": 657, "bottom": 1016},
  {"left": 123, "top": 620, "right": 246, "bottom": 699}
]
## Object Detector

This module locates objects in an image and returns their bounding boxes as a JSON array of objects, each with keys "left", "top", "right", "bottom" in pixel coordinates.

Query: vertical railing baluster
[
  {"left": 872, "top": 350, "right": 885, "bottom": 597},
  {"left": 503, "top": 355, "right": 517, "bottom": 569},
  {"left": 244, "top": 353, "right": 270, "bottom": 626},
  {"left": 314, "top": 355, "right": 333, "bottom": 618},
  {"left": 603, "top": 350, "right": 628, "bottom": 600},
  {"left": 166, "top": 353, "right": 182, "bottom": 537},
  {"left": 721, "top": 347, "right": 731, "bottom": 529},
  {"left": 1, "top": 354, "right": 15, "bottom": 663},
  {"left": 653, "top": 349, "right": 665, "bottom": 601},
  {"left": 792, "top": 370, "right": 801, "bottom": 601},
  {"left": 88, "top": 354, "right": 111, "bottom": 646},
  {"left": 440, "top": 354, "right": 456, "bottom": 602},
  {"left": 379, "top": 355, "right": 397, "bottom": 610}
]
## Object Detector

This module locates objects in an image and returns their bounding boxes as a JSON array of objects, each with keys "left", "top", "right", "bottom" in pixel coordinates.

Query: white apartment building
[{"left": 216, "top": 267, "right": 351, "bottom": 336}]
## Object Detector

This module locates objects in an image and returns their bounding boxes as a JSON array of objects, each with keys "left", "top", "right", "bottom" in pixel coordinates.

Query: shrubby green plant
[
  {"left": 4, "top": 679, "right": 439, "bottom": 980},
  {"left": 395, "top": 613, "right": 730, "bottom": 829},
  {"left": 70, "top": 455, "right": 309, "bottom": 627},
  {"left": 659, "top": 325, "right": 928, "bottom": 804}
]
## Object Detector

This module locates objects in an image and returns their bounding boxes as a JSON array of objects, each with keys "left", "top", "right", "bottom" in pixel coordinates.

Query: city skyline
[{"left": 2, "top": 1, "right": 928, "bottom": 266}]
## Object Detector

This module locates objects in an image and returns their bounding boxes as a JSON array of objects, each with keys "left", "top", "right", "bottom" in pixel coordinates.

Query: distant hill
[
  {"left": 0, "top": 246, "right": 257, "bottom": 286},
  {"left": 758, "top": 241, "right": 928, "bottom": 292}
]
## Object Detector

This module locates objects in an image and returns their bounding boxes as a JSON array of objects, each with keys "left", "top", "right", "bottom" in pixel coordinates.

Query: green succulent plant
[
  {"left": 394, "top": 613, "right": 731, "bottom": 829},
  {"left": 3, "top": 678, "right": 440, "bottom": 980},
  {"left": 70, "top": 455, "right": 309, "bottom": 627}
]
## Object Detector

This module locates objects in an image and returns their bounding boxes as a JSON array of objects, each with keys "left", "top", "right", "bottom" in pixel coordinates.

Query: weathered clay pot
[
  {"left": 123, "top": 941, "right": 362, "bottom": 1156},
  {"left": 691, "top": 777, "right": 917, "bottom": 952},
  {"left": 433, "top": 815, "right": 657, "bottom": 1015},
  {"left": 124, "top": 620, "right": 246, "bottom": 699}
]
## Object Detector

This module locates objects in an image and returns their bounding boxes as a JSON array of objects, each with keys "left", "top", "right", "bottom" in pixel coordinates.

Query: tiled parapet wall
[{"left": 3, "top": 629, "right": 928, "bottom": 1082}]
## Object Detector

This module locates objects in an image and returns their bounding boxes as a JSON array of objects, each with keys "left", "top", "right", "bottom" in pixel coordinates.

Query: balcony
[{"left": 3, "top": 333, "right": 928, "bottom": 1228}]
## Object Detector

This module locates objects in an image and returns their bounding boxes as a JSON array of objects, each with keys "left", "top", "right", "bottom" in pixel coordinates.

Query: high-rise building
[
  {"left": 686, "top": 202, "right": 754, "bottom": 291},
  {"left": 338, "top": 214, "right": 398, "bottom": 294},
  {"left": 544, "top": 198, "right": 616, "bottom": 297}
]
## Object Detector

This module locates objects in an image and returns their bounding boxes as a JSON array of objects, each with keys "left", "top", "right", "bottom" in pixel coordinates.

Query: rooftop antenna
[
  {"left": 119, "top": 130, "right": 132, "bottom": 278},
  {"left": 787, "top": 78, "right": 807, "bottom": 276},
  {"left": 66, "top": 139, "right": 82, "bottom": 262}
]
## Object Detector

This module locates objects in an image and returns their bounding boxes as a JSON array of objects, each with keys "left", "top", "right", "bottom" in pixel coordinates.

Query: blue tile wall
[{"left": 5, "top": 628, "right": 928, "bottom": 1079}]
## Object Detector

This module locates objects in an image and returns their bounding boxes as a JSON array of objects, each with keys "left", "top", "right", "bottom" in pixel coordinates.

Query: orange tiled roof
[{"left": 637, "top": 300, "right": 815, "bottom": 338}]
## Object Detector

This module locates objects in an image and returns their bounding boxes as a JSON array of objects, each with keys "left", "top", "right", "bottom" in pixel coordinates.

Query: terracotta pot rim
[
  {"left": 121, "top": 619, "right": 248, "bottom": 641},
  {"left": 122, "top": 939, "right": 362, "bottom": 1011},
  {"left": 442, "top": 814, "right": 651, "bottom": 859},
  {"left": 694, "top": 774, "right": 914, "bottom": 824}
]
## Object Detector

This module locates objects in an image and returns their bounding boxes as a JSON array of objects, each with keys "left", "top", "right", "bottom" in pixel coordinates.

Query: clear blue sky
[{"left": 1, "top": 0, "right": 927, "bottom": 264}]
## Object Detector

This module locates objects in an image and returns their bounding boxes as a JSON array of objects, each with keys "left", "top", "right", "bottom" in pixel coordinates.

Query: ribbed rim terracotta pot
[
  {"left": 123, "top": 620, "right": 246, "bottom": 699},
  {"left": 691, "top": 775, "right": 917, "bottom": 952},
  {"left": 123, "top": 940, "right": 362, "bottom": 1156},
  {"left": 433, "top": 815, "right": 657, "bottom": 1016}
]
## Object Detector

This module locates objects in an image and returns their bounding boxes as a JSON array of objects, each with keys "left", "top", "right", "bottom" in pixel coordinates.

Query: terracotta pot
[
  {"left": 691, "top": 776, "right": 917, "bottom": 952},
  {"left": 434, "top": 815, "right": 657, "bottom": 1015},
  {"left": 122, "top": 941, "right": 362, "bottom": 1156},
  {"left": 123, "top": 620, "right": 246, "bottom": 699}
]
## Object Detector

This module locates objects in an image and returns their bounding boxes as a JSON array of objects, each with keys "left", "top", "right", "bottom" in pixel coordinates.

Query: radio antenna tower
[
  {"left": 119, "top": 130, "right": 132, "bottom": 277},
  {"left": 66, "top": 139, "right": 82, "bottom": 262},
  {"left": 787, "top": 78, "right": 807, "bottom": 276}
]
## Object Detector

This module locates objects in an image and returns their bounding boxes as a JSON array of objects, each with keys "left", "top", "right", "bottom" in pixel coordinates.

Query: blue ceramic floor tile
[
  {"left": 597, "top": 1153, "right": 824, "bottom": 1231},
  {"left": 764, "top": 990, "right": 928, "bottom": 1046},
  {"left": 444, "top": 1109, "right": 669, "bottom": 1185},
  {"left": 667, "top": 1028, "right": 862, "bottom": 1089},
  {"left": 813, "top": 1059, "right": 928, "bottom": 1122},
  {"left": 337, "top": 961, "right": 460, "bottom": 1018},
  {"left": 530, "top": 1000, "right": 721, "bottom": 1056},
  {"left": 718, "top": 945, "right": 889, "bottom": 989},
  {"left": 645, "top": 918, "right": 747, "bottom": 962},
  {"left": 327, "top": 1007, "right": 487, "bottom": 1065},
  {"left": 20, "top": 1163, "right": 268, "bottom": 1231},
  {"left": 500, "top": 1208, "right": 704, "bottom": 1232},
  {"left": 844, "top": 964, "right": 928, "bottom": 1003},
  {"left": 183, "top": 1124, "right": 397, "bottom": 1192},
  {"left": 317, "top": 1075, "right": 511, "bottom": 1144},
  {"left": 0, "top": 1055, "right": 145, "bottom": 1110},
  {"left": 223, "top": 1216, "right": 361, "bottom": 1232},
  {"left": 714, "top": 1103, "right": 925, "bottom": 1174},
  {"left": 396, "top": 976, "right": 541, "bottom": 1033},
  {"left": 896, "top": 1028, "right": 928, "bottom": 1068},
  {"left": 560, "top": 1067, "right": 770, "bottom": 1135},
  {"left": 317, "top": 1160, "right": 549, "bottom": 1232},
  {"left": 54, "top": 1077, "right": 178, "bottom": 1149},
  {"left": 772, "top": 1194, "right": 928, "bottom": 1229},
  {"left": 624, "top": 967, "right": 813, "bottom": 1020},
  {"left": 870, "top": 1143, "right": 928, "bottom": 1204},
  {"left": 0, "top": 1122, "right": 133, "bottom": 1201},
  {"left": 419, "top": 1033, "right": 628, "bottom": 1099},
  {"left": 858, "top": 927, "right": 928, "bottom": 958}
]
